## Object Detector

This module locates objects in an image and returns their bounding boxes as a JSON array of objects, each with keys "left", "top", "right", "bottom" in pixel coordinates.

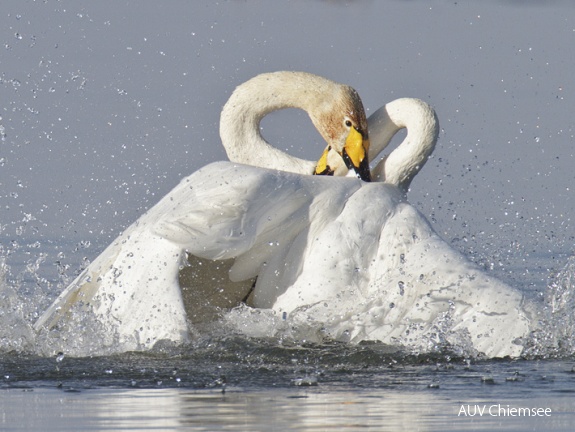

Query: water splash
[
  {"left": 525, "top": 255, "right": 575, "bottom": 358},
  {"left": 4, "top": 247, "right": 575, "bottom": 360},
  {"left": 0, "top": 257, "right": 35, "bottom": 353}
]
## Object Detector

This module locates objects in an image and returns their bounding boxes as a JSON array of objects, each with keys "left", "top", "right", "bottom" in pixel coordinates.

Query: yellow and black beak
[
  {"left": 314, "top": 146, "right": 334, "bottom": 176},
  {"left": 314, "top": 126, "right": 371, "bottom": 182},
  {"left": 341, "top": 126, "right": 371, "bottom": 182}
]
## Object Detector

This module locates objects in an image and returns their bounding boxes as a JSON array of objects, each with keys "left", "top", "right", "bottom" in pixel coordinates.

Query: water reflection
[{"left": 4, "top": 387, "right": 574, "bottom": 431}]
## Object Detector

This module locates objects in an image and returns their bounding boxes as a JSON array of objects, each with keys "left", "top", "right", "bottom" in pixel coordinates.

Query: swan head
[
  {"left": 311, "top": 86, "right": 371, "bottom": 182},
  {"left": 219, "top": 71, "right": 370, "bottom": 180}
]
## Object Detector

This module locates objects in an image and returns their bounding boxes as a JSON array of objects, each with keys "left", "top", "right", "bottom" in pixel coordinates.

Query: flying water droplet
[{"left": 398, "top": 281, "right": 405, "bottom": 296}]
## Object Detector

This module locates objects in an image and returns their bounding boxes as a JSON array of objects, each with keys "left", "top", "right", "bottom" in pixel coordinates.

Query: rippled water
[{"left": 2, "top": 340, "right": 575, "bottom": 431}]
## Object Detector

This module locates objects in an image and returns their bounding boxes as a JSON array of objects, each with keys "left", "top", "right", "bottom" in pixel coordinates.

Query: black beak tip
[
  {"left": 356, "top": 159, "right": 372, "bottom": 182},
  {"left": 342, "top": 149, "right": 372, "bottom": 182}
]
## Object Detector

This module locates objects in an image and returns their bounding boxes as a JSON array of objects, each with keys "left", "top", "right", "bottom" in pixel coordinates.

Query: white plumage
[
  {"left": 34, "top": 72, "right": 534, "bottom": 357},
  {"left": 35, "top": 162, "right": 532, "bottom": 357}
]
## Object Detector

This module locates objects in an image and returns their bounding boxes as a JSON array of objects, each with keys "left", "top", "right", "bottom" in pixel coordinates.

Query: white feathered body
[{"left": 36, "top": 162, "right": 532, "bottom": 357}]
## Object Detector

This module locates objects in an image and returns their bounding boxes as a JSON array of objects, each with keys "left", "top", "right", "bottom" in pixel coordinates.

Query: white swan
[
  {"left": 170, "top": 162, "right": 532, "bottom": 358},
  {"left": 33, "top": 71, "right": 371, "bottom": 349},
  {"left": 222, "top": 98, "right": 533, "bottom": 358},
  {"left": 34, "top": 72, "right": 534, "bottom": 358}
]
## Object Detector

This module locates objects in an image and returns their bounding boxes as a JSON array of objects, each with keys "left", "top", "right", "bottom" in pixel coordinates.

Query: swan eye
[{"left": 344, "top": 119, "right": 353, "bottom": 128}]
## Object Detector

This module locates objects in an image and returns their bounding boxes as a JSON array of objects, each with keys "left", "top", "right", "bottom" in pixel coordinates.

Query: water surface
[{"left": 2, "top": 346, "right": 575, "bottom": 431}]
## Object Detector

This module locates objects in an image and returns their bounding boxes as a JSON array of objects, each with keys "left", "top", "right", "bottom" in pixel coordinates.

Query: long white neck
[
  {"left": 219, "top": 71, "right": 348, "bottom": 175},
  {"left": 368, "top": 98, "right": 439, "bottom": 191}
]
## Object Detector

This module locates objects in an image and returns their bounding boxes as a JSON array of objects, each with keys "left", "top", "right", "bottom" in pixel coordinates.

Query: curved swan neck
[
  {"left": 369, "top": 98, "right": 439, "bottom": 191},
  {"left": 220, "top": 71, "right": 360, "bottom": 175}
]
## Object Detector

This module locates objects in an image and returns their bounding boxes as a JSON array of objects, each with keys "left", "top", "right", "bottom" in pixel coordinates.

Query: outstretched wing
[{"left": 34, "top": 161, "right": 364, "bottom": 349}]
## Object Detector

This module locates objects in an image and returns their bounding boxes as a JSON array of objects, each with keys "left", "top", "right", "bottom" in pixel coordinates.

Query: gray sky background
[{"left": 1, "top": 0, "right": 574, "bottom": 289}]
